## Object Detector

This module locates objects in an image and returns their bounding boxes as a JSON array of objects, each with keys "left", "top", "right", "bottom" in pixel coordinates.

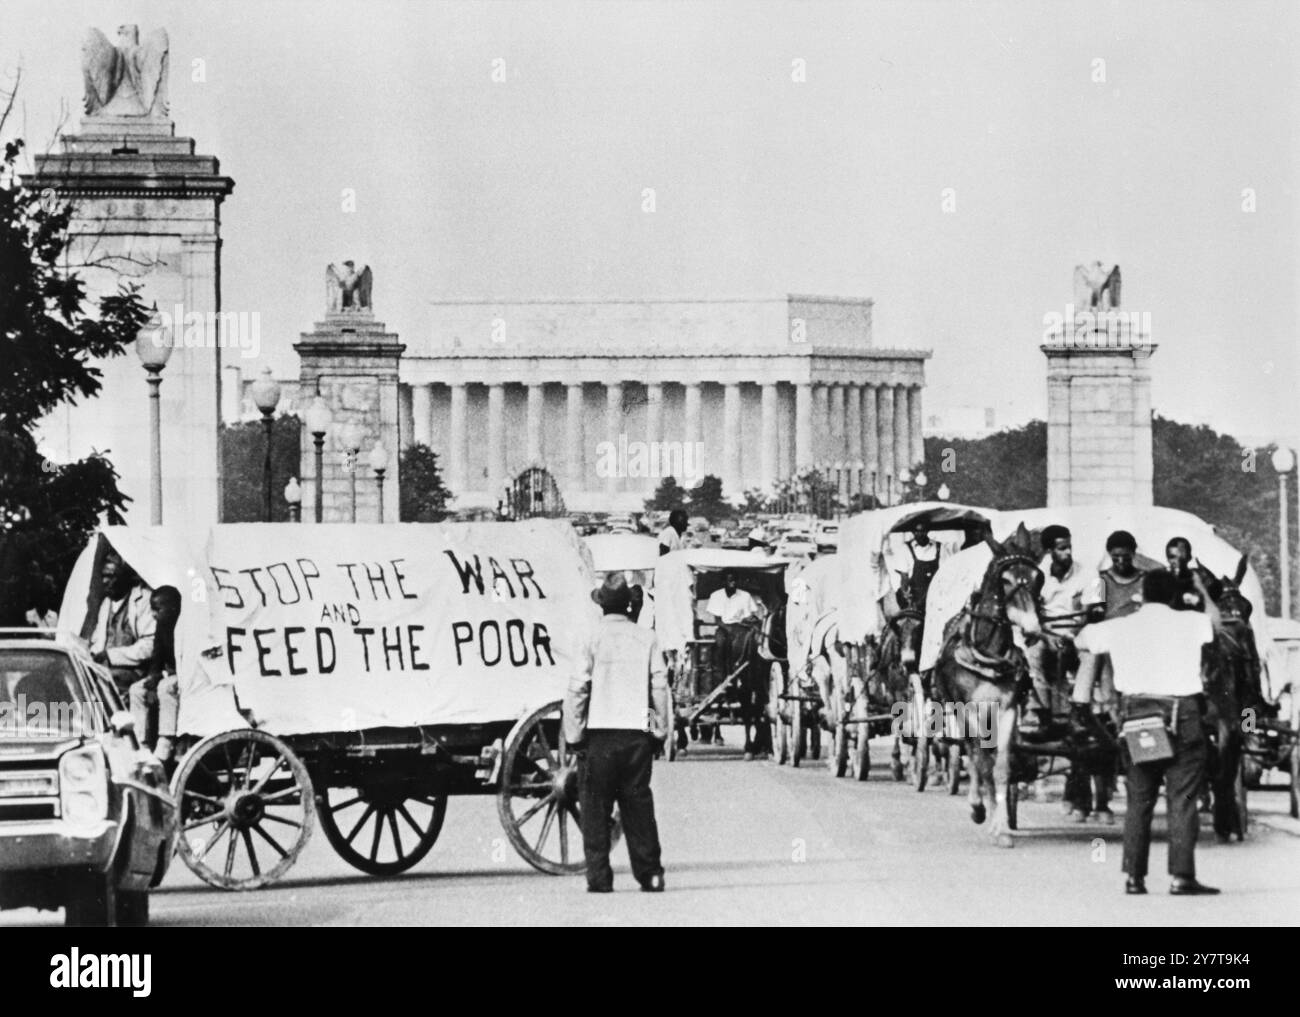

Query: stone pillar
[
  {"left": 684, "top": 383, "right": 702, "bottom": 475},
  {"left": 878, "top": 385, "right": 895, "bottom": 503},
  {"left": 398, "top": 384, "right": 415, "bottom": 450},
  {"left": 566, "top": 383, "right": 585, "bottom": 495},
  {"left": 606, "top": 382, "right": 622, "bottom": 498},
  {"left": 723, "top": 382, "right": 741, "bottom": 498},
  {"left": 760, "top": 382, "right": 779, "bottom": 492},
  {"left": 646, "top": 382, "right": 663, "bottom": 451},
  {"left": 846, "top": 384, "right": 863, "bottom": 495},
  {"left": 449, "top": 383, "right": 468, "bottom": 494},
  {"left": 411, "top": 383, "right": 433, "bottom": 448},
  {"left": 812, "top": 384, "right": 829, "bottom": 470},
  {"left": 795, "top": 383, "right": 813, "bottom": 472},
  {"left": 829, "top": 384, "right": 846, "bottom": 468},
  {"left": 526, "top": 383, "right": 545, "bottom": 465},
  {"left": 894, "top": 383, "right": 911, "bottom": 479},
  {"left": 863, "top": 384, "right": 879, "bottom": 499},
  {"left": 908, "top": 385, "right": 924, "bottom": 472},
  {"left": 487, "top": 383, "right": 506, "bottom": 506}
]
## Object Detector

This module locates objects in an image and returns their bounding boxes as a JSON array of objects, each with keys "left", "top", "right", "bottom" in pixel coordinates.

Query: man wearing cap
[
  {"left": 564, "top": 572, "right": 669, "bottom": 893},
  {"left": 1074, "top": 568, "right": 1221, "bottom": 895}
]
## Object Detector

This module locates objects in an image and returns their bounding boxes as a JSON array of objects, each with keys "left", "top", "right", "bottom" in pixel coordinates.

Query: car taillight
[{"left": 59, "top": 746, "right": 107, "bottom": 825}]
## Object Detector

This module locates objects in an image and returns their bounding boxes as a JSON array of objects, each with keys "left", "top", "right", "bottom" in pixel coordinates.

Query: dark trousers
[
  {"left": 579, "top": 729, "right": 664, "bottom": 890},
  {"left": 1122, "top": 695, "right": 1207, "bottom": 879}
]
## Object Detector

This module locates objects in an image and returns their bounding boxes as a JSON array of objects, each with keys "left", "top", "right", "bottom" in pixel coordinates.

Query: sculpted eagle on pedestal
[
  {"left": 81, "top": 25, "right": 169, "bottom": 117},
  {"left": 1073, "top": 262, "right": 1122, "bottom": 309},
  {"left": 326, "top": 262, "right": 374, "bottom": 313}
]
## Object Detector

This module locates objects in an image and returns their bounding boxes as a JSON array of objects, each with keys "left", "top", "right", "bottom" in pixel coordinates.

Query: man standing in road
[
  {"left": 658, "top": 509, "right": 687, "bottom": 556},
  {"left": 565, "top": 572, "right": 669, "bottom": 893},
  {"left": 1074, "top": 568, "right": 1221, "bottom": 896}
]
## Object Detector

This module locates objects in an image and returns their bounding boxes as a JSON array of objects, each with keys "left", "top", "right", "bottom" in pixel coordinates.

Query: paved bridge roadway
[{"left": 5, "top": 735, "right": 1298, "bottom": 926}]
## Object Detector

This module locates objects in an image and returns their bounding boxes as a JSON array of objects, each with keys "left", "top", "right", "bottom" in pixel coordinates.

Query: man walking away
[
  {"left": 1074, "top": 568, "right": 1221, "bottom": 896},
  {"left": 565, "top": 572, "right": 669, "bottom": 893}
]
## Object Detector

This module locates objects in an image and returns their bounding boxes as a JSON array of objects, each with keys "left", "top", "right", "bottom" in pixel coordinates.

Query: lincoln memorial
[{"left": 395, "top": 295, "right": 930, "bottom": 512}]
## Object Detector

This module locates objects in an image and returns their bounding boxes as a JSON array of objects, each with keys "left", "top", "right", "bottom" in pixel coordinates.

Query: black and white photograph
[{"left": 0, "top": 0, "right": 1296, "bottom": 964}]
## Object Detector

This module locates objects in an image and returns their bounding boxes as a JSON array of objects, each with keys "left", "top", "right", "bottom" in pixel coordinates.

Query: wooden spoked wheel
[
  {"left": 172, "top": 729, "right": 315, "bottom": 891},
  {"left": 497, "top": 701, "right": 620, "bottom": 875},
  {"left": 317, "top": 784, "right": 448, "bottom": 876},
  {"left": 830, "top": 719, "right": 849, "bottom": 777},
  {"left": 851, "top": 705, "right": 871, "bottom": 781},
  {"left": 790, "top": 688, "right": 805, "bottom": 768}
]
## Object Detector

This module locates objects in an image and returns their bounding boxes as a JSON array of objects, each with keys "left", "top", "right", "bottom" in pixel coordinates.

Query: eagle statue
[
  {"left": 1073, "top": 262, "right": 1122, "bottom": 309},
  {"left": 81, "top": 25, "right": 169, "bottom": 117},
  {"left": 326, "top": 262, "right": 374, "bottom": 313}
]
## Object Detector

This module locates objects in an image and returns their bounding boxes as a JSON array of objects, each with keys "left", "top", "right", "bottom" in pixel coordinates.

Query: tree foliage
[
  {"left": 920, "top": 421, "right": 1047, "bottom": 510},
  {"left": 399, "top": 443, "right": 453, "bottom": 522},
  {"left": 0, "top": 136, "right": 149, "bottom": 623},
  {"left": 645, "top": 475, "right": 687, "bottom": 512},
  {"left": 686, "top": 474, "right": 729, "bottom": 522}
]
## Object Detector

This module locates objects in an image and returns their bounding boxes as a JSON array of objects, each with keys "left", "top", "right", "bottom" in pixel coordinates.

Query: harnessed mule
[{"left": 931, "top": 526, "right": 1044, "bottom": 847}]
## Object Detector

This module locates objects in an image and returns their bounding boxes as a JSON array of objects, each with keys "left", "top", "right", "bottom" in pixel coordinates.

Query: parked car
[
  {"left": 606, "top": 513, "right": 636, "bottom": 533},
  {"left": 0, "top": 630, "right": 176, "bottom": 926},
  {"left": 775, "top": 532, "right": 817, "bottom": 559},
  {"left": 815, "top": 522, "right": 840, "bottom": 551}
]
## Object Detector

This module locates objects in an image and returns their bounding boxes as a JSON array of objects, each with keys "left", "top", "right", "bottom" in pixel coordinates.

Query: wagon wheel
[
  {"left": 317, "top": 784, "right": 448, "bottom": 876},
  {"left": 1005, "top": 776, "right": 1019, "bottom": 831},
  {"left": 809, "top": 719, "right": 822, "bottom": 761},
  {"left": 172, "top": 729, "right": 314, "bottom": 891},
  {"left": 770, "top": 664, "right": 789, "bottom": 765},
  {"left": 830, "top": 719, "right": 849, "bottom": 777},
  {"left": 497, "top": 700, "right": 620, "bottom": 875},
  {"left": 946, "top": 741, "right": 963, "bottom": 795},
  {"left": 909, "top": 690, "right": 930, "bottom": 792},
  {"left": 790, "top": 689, "right": 805, "bottom": 768}
]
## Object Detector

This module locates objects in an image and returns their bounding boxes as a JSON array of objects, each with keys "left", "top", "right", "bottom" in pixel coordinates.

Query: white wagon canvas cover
[{"left": 60, "top": 521, "right": 598, "bottom": 737}]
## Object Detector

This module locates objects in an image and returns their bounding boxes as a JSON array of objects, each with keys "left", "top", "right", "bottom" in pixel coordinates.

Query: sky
[{"left": 4, "top": 0, "right": 1297, "bottom": 448}]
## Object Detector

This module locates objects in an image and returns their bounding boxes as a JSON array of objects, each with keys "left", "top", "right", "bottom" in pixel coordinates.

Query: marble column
[
  {"left": 894, "top": 383, "right": 911, "bottom": 480},
  {"left": 449, "top": 383, "right": 468, "bottom": 494},
  {"left": 606, "top": 382, "right": 622, "bottom": 497},
  {"left": 487, "top": 383, "right": 506, "bottom": 504},
  {"left": 684, "top": 382, "right": 702, "bottom": 477},
  {"left": 646, "top": 382, "right": 663, "bottom": 451},
  {"left": 863, "top": 383, "right": 879, "bottom": 499},
  {"left": 846, "top": 384, "right": 863, "bottom": 494},
  {"left": 411, "top": 383, "right": 432, "bottom": 448},
  {"left": 398, "top": 384, "right": 415, "bottom": 450},
  {"left": 908, "top": 385, "right": 924, "bottom": 473},
  {"left": 526, "top": 383, "right": 545, "bottom": 465},
  {"left": 878, "top": 385, "right": 895, "bottom": 503},
  {"left": 566, "top": 382, "right": 584, "bottom": 494},
  {"left": 723, "top": 382, "right": 741, "bottom": 497},
  {"left": 760, "top": 382, "right": 779, "bottom": 492},
  {"left": 829, "top": 384, "right": 846, "bottom": 471},
  {"left": 812, "top": 384, "right": 829, "bottom": 470},
  {"left": 795, "top": 382, "right": 813, "bottom": 472}
]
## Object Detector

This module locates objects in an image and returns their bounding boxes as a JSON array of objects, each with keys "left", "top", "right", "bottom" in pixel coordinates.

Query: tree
[
  {"left": 0, "top": 134, "right": 149, "bottom": 623},
  {"left": 219, "top": 415, "right": 304, "bottom": 522},
  {"left": 645, "top": 475, "right": 687, "bottom": 512},
  {"left": 399, "top": 443, "right": 453, "bottom": 522},
  {"left": 686, "top": 475, "right": 730, "bottom": 522},
  {"left": 920, "top": 421, "right": 1047, "bottom": 510},
  {"left": 740, "top": 487, "right": 769, "bottom": 514}
]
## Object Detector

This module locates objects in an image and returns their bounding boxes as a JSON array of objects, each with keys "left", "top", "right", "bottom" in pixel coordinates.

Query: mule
[{"left": 930, "top": 524, "right": 1044, "bottom": 847}]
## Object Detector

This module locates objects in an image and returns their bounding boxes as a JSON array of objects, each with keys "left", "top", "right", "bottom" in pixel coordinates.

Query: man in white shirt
[
  {"left": 1074, "top": 568, "right": 1221, "bottom": 896},
  {"left": 1023, "top": 525, "right": 1099, "bottom": 736},
  {"left": 564, "top": 572, "right": 669, "bottom": 893},
  {"left": 658, "top": 509, "right": 687, "bottom": 556}
]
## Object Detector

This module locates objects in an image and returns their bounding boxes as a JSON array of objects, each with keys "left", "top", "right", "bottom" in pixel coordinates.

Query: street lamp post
[
  {"left": 134, "top": 309, "right": 173, "bottom": 525},
  {"left": 284, "top": 477, "right": 302, "bottom": 522},
  {"left": 304, "top": 395, "right": 334, "bottom": 523},
  {"left": 368, "top": 442, "right": 388, "bottom": 522},
  {"left": 1273, "top": 447, "right": 1296, "bottom": 619},
  {"left": 339, "top": 422, "right": 364, "bottom": 524},
  {"left": 250, "top": 368, "right": 282, "bottom": 522}
]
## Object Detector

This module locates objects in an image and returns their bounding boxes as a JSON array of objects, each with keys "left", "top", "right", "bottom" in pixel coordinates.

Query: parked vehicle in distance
[
  {"left": 815, "top": 522, "right": 840, "bottom": 551},
  {"left": 606, "top": 513, "right": 636, "bottom": 533},
  {"left": 775, "top": 532, "right": 817, "bottom": 559},
  {"left": 0, "top": 630, "right": 176, "bottom": 926}
]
